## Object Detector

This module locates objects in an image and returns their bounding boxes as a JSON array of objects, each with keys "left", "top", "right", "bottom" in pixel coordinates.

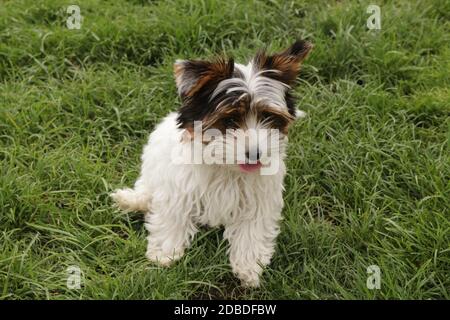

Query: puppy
[{"left": 111, "top": 40, "right": 312, "bottom": 287}]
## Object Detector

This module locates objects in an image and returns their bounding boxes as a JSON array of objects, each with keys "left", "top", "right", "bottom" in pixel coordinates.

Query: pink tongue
[{"left": 239, "top": 162, "right": 262, "bottom": 172}]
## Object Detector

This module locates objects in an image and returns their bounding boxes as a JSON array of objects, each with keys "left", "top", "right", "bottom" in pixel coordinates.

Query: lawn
[{"left": 0, "top": 0, "right": 449, "bottom": 299}]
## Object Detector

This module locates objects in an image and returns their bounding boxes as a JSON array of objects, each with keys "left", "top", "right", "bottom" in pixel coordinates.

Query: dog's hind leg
[{"left": 111, "top": 178, "right": 152, "bottom": 213}]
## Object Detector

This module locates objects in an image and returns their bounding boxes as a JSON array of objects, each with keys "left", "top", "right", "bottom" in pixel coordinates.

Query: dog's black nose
[{"left": 245, "top": 149, "right": 261, "bottom": 162}]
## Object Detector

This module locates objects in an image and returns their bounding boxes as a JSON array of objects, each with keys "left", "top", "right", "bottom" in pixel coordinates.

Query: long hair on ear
[
  {"left": 174, "top": 57, "right": 234, "bottom": 129},
  {"left": 253, "top": 39, "right": 313, "bottom": 85}
]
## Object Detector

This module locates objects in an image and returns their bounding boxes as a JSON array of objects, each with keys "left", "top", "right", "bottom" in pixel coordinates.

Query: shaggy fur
[{"left": 111, "top": 40, "right": 312, "bottom": 287}]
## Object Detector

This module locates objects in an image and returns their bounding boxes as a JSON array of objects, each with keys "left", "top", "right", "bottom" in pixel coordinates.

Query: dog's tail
[{"left": 110, "top": 187, "right": 151, "bottom": 213}]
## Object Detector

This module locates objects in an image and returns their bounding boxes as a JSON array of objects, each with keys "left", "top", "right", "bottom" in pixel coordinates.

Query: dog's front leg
[
  {"left": 224, "top": 207, "right": 282, "bottom": 287},
  {"left": 144, "top": 196, "right": 198, "bottom": 266}
]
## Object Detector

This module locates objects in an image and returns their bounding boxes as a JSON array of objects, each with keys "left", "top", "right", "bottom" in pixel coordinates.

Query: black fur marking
[
  {"left": 285, "top": 91, "right": 297, "bottom": 117},
  {"left": 175, "top": 40, "right": 312, "bottom": 129},
  {"left": 253, "top": 39, "right": 312, "bottom": 85},
  {"left": 283, "top": 40, "right": 313, "bottom": 60},
  {"left": 176, "top": 58, "right": 235, "bottom": 129}
]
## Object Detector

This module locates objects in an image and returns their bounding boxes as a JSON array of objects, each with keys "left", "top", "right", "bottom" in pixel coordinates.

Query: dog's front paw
[
  {"left": 240, "top": 274, "right": 261, "bottom": 288},
  {"left": 145, "top": 248, "right": 185, "bottom": 267},
  {"left": 233, "top": 264, "right": 262, "bottom": 288}
]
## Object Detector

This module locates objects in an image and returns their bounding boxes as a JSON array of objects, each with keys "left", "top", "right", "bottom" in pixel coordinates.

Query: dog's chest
[
  {"left": 196, "top": 176, "right": 239, "bottom": 226},
  {"left": 192, "top": 169, "right": 280, "bottom": 227}
]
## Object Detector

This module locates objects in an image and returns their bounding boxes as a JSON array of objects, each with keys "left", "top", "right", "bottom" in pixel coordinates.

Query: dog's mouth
[{"left": 238, "top": 161, "right": 262, "bottom": 173}]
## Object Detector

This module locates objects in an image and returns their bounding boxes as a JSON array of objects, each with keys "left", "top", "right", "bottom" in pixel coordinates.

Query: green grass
[{"left": 1, "top": 0, "right": 449, "bottom": 299}]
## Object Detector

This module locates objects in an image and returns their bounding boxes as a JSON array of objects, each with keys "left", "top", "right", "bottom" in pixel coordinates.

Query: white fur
[
  {"left": 109, "top": 51, "right": 311, "bottom": 286},
  {"left": 111, "top": 112, "right": 287, "bottom": 287},
  {"left": 212, "top": 62, "right": 290, "bottom": 110}
]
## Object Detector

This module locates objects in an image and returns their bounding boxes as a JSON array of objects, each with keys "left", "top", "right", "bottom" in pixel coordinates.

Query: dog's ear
[
  {"left": 174, "top": 58, "right": 234, "bottom": 99},
  {"left": 174, "top": 57, "right": 234, "bottom": 130},
  {"left": 253, "top": 39, "right": 313, "bottom": 85}
]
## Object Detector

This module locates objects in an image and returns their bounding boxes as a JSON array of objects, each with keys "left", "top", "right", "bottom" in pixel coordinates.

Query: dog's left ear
[
  {"left": 173, "top": 58, "right": 234, "bottom": 99},
  {"left": 254, "top": 39, "right": 313, "bottom": 86}
]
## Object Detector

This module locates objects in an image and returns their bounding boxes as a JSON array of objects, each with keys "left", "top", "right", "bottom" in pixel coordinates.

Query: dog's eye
[
  {"left": 260, "top": 112, "right": 273, "bottom": 123},
  {"left": 260, "top": 111, "right": 290, "bottom": 130},
  {"left": 222, "top": 117, "right": 237, "bottom": 128}
]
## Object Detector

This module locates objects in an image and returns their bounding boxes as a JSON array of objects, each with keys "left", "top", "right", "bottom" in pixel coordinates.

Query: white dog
[{"left": 111, "top": 40, "right": 312, "bottom": 287}]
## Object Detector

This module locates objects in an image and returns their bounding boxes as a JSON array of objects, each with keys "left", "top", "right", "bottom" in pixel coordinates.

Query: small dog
[{"left": 111, "top": 40, "right": 312, "bottom": 287}]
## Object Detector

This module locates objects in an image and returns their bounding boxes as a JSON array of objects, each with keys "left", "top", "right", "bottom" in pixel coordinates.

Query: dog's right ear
[{"left": 174, "top": 58, "right": 234, "bottom": 99}]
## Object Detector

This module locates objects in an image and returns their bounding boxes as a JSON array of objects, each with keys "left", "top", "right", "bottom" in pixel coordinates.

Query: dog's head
[{"left": 174, "top": 40, "right": 313, "bottom": 174}]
